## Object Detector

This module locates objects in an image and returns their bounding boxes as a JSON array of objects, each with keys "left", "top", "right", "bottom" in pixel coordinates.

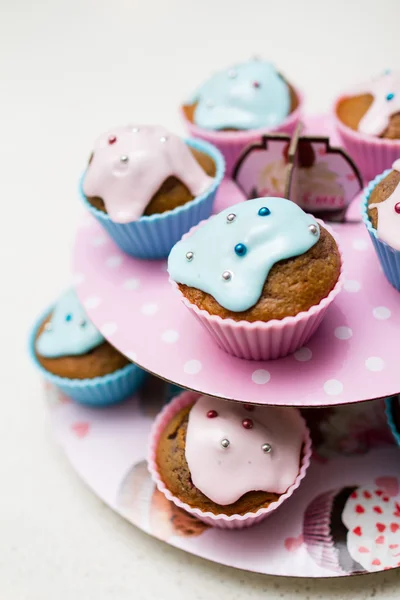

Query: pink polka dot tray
[
  {"left": 73, "top": 117, "right": 399, "bottom": 407},
  {"left": 46, "top": 379, "right": 400, "bottom": 577}
]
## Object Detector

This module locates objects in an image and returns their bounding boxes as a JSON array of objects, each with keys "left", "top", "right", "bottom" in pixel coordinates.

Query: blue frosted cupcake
[
  {"left": 80, "top": 125, "right": 224, "bottom": 259},
  {"left": 30, "top": 289, "right": 146, "bottom": 406},
  {"left": 386, "top": 396, "right": 400, "bottom": 446},
  {"left": 362, "top": 160, "right": 400, "bottom": 291}
]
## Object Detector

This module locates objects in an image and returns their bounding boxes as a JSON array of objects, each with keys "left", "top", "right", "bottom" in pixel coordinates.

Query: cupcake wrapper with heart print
[
  {"left": 29, "top": 309, "right": 147, "bottom": 406},
  {"left": 362, "top": 170, "right": 400, "bottom": 292},
  {"left": 333, "top": 101, "right": 400, "bottom": 182},
  {"left": 147, "top": 390, "right": 312, "bottom": 529},
  {"left": 180, "top": 90, "right": 303, "bottom": 178},
  {"left": 385, "top": 397, "right": 400, "bottom": 447},
  {"left": 170, "top": 220, "right": 344, "bottom": 361},
  {"left": 303, "top": 489, "right": 346, "bottom": 575},
  {"left": 80, "top": 138, "right": 225, "bottom": 260}
]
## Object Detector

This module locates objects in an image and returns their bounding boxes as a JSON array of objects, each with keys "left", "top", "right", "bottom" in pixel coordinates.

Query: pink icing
[
  {"left": 347, "top": 71, "right": 400, "bottom": 136},
  {"left": 185, "top": 396, "right": 305, "bottom": 506},
  {"left": 369, "top": 159, "right": 400, "bottom": 250},
  {"left": 83, "top": 125, "right": 214, "bottom": 223},
  {"left": 342, "top": 484, "right": 400, "bottom": 572}
]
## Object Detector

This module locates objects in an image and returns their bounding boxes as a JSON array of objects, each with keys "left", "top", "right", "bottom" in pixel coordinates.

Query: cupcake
[
  {"left": 386, "top": 395, "right": 400, "bottom": 446},
  {"left": 362, "top": 161, "right": 400, "bottom": 291},
  {"left": 304, "top": 482, "right": 400, "bottom": 574},
  {"left": 148, "top": 391, "right": 311, "bottom": 528},
  {"left": 30, "top": 288, "right": 146, "bottom": 405},
  {"left": 181, "top": 58, "right": 302, "bottom": 177},
  {"left": 334, "top": 71, "right": 400, "bottom": 180},
  {"left": 168, "top": 197, "right": 343, "bottom": 360},
  {"left": 81, "top": 125, "right": 225, "bottom": 259}
]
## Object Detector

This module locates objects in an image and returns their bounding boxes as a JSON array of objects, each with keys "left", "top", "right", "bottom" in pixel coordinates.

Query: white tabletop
[{"left": 2, "top": 0, "right": 400, "bottom": 597}]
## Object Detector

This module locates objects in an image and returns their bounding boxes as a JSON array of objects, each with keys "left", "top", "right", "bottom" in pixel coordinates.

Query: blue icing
[
  {"left": 36, "top": 289, "right": 104, "bottom": 358},
  {"left": 190, "top": 60, "right": 290, "bottom": 131},
  {"left": 168, "top": 198, "right": 320, "bottom": 313}
]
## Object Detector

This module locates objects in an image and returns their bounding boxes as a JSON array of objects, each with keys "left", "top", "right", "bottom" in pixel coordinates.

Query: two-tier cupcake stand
[{"left": 45, "top": 115, "right": 400, "bottom": 578}]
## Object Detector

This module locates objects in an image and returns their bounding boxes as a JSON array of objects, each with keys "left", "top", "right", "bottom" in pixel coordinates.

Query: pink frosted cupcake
[
  {"left": 181, "top": 58, "right": 302, "bottom": 177},
  {"left": 148, "top": 391, "right": 311, "bottom": 528},
  {"left": 168, "top": 197, "right": 343, "bottom": 360},
  {"left": 334, "top": 71, "right": 400, "bottom": 180},
  {"left": 303, "top": 482, "right": 400, "bottom": 574}
]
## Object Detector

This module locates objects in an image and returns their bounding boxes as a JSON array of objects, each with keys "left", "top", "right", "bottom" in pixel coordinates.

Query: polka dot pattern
[
  {"left": 73, "top": 172, "right": 400, "bottom": 406},
  {"left": 335, "top": 326, "right": 353, "bottom": 340},
  {"left": 252, "top": 370, "right": 271, "bottom": 385}
]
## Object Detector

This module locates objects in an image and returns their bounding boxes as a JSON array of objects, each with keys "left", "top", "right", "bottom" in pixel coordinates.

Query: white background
[{"left": 1, "top": 0, "right": 400, "bottom": 597}]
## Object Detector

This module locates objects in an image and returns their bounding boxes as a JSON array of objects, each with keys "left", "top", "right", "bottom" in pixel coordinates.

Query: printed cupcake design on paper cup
[
  {"left": 117, "top": 460, "right": 209, "bottom": 540},
  {"left": 303, "top": 478, "right": 400, "bottom": 574}
]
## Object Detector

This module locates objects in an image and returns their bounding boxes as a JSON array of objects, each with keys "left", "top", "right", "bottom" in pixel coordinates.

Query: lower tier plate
[{"left": 47, "top": 380, "right": 400, "bottom": 578}]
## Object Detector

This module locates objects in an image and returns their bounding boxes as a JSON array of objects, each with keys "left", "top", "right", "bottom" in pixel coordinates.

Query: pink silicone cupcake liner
[
  {"left": 147, "top": 390, "right": 312, "bottom": 529},
  {"left": 303, "top": 490, "right": 345, "bottom": 575},
  {"left": 333, "top": 98, "right": 400, "bottom": 181},
  {"left": 170, "top": 220, "right": 344, "bottom": 361},
  {"left": 180, "top": 90, "right": 303, "bottom": 178}
]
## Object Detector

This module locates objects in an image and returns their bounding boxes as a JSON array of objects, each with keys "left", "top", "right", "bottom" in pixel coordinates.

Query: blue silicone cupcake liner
[
  {"left": 80, "top": 138, "right": 225, "bottom": 259},
  {"left": 362, "top": 170, "right": 400, "bottom": 292},
  {"left": 385, "top": 397, "right": 400, "bottom": 447},
  {"left": 29, "top": 309, "right": 147, "bottom": 407}
]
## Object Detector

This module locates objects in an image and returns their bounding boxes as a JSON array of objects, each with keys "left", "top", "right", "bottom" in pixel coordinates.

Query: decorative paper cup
[
  {"left": 362, "top": 170, "right": 400, "bottom": 292},
  {"left": 148, "top": 390, "right": 312, "bottom": 529},
  {"left": 385, "top": 397, "right": 400, "bottom": 447},
  {"left": 170, "top": 220, "right": 344, "bottom": 361},
  {"left": 303, "top": 489, "right": 345, "bottom": 574},
  {"left": 80, "top": 138, "right": 225, "bottom": 260},
  {"left": 333, "top": 99, "right": 400, "bottom": 182},
  {"left": 29, "top": 309, "right": 146, "bottom": 406},
  {"left": 180, "top": 89, "right": 303, "bottom": 178}
]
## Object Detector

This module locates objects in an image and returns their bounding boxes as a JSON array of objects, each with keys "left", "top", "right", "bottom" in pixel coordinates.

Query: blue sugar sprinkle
[
  {"left": 234, "top": 243, "right": 247, "bottom": 257},
  {"left": 258, "top": 207, "right": 271, "bottom": 216},
  {"left": 65, "top": 314, "right": 72, "bottom": 322},
  {"left": 386, "top": 93, "right": 395, "bottom": 101}
]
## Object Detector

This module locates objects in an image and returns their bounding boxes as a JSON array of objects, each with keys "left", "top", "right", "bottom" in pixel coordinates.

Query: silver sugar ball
[
  {"left": 120, "top": 155, "right": 129, "bottom": 163},
  {"left": 226, "top": 213, "right": 236, "bottom": 223},
  {"left": 222, "top": 270, "right": 232, "bottom": 281},
  {"left": 186, "top": 251, "right": 194, "bottom": 261},
  {"left": 309, "top": 224, "right": 318, "bottom": 235},
  {"left": 262, "top": 443, "right": 272, "bottom": 453},
  {"left": 160, "top": 136, "right": 168, "bottom": 143},
  {"left": 221, "top": 438, "right": 230, "bottom": 449}
]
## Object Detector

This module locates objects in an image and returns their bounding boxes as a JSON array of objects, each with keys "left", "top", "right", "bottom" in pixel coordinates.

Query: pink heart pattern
[{"left": 284, "top": 534, "right": 304, "bottom": 552}]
